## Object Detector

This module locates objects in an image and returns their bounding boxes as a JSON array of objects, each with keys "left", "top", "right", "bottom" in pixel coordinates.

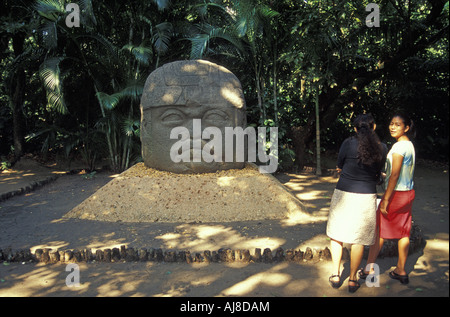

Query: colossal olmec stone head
[{"left": 140, "top": 60, "right": 247, "bottom": 173}]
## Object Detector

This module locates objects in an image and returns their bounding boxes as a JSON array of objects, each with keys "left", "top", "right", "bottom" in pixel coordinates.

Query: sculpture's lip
[{"left": 176, "top": 139, "right": 221, "bottom": 160}]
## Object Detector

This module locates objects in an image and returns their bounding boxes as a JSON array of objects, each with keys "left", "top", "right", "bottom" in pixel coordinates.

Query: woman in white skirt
[{"left": 326, "top": 114, "right": 387, "bottom": 293}]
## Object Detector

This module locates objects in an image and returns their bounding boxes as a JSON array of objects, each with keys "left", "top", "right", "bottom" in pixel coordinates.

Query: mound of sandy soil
[{"left": 65, "top": 163, "right": 310, "bottom": 223}]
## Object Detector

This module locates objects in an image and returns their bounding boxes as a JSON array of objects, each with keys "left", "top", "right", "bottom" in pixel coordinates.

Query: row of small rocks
[
  {"left": 0, "top": 246, "right": 333, "bottom": 264},
  {"left": 0, "top": 234, "right": 425, "bottom": 265},
  {"left": 0, "top": 175, "right": 59, "bottom": 202},
  {"left": 0, "top": 167, "right": 91, "bottom": 202}
]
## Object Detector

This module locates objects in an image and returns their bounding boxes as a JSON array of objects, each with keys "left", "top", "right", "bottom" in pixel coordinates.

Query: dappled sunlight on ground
[
  {"left": 220, "top": 263, "right": 292, "bottom": 296},
  {"left": 0, "top": 164, "right": 447, "bottom": 297},
  {"left": 0, "top": 263, "right": 89, "bottom": 297},
  {"left": 0, "top": 261, "right": 330, "bottom": 297},
  {"left": 30, "top": 242, "right": 70, "bottom": 254},
  {"left": 413, "top": 238, "right": 449, "bottom": 281},
  {"left": 279, "top": 173, "right": 336, "bottom": 226},
  {"left": 1, "top": 252, "right": 447, "bottom": 297},
  {"left": 0, "top": 169, "right": 65, "bottom": 188},
  {"left": 280, "top": 173, "right": 337, "bottom": 207},
  {"left": 156, "top": 223, "right": 286, "bottom": 252},
  {"left": 282, "top": 208, "right": 328, "bottom": 226},
  {"left": 294, "top": 234, "right": 331, "bottom": 250}
]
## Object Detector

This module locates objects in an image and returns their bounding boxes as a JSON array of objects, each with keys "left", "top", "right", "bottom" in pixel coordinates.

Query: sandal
[
  {"left": 389, "top": 271, "right": 409, "bottom": 284},
  {"left": 358, "top": 270, "right": 369, "bottom": 280},
  {"left": 348, "top": 279, "right": 360, "bottom": 293},
  {"left": 329, "top": 275, "right": 341, "bottom": 289}
]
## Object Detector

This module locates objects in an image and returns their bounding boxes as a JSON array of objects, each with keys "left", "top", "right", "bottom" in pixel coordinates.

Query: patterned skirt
[{"left": 326, "top": 189, "right": 377, "bottom": 245}]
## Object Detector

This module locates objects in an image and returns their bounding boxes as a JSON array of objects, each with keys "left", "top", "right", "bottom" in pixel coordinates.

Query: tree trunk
[
  {"left": 273, "top": 49, "right": 278, "bottom": 126},
  {"left": 315, "top": 87, "right": 321, "bottom": 176},
  {"left": 255, "top": 69, "right": 265, "bottom": 124},
  {"left": 12, "top": 74, "right": 26, "bottom": 161},
  {"left": 291, "top": 125, "right": 311, "bottom": 170},
  {"left": 11, "top": 33, "right": 26, "bottom": 162}
]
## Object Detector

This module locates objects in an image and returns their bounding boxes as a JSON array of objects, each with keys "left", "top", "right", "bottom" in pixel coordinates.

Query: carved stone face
[{"left": 140, "top": 60, "right": 247, "bottom": 173}]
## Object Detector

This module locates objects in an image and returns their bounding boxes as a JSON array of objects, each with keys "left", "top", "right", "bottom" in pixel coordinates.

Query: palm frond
[
  {"left": 47, "top": 90, "right": 67, "bottom": 114},
  {"left": 117, "top": 84, "right": 144, "bottom": 102},
  {"left": 39, "top": 57, "right": 68, "bottom": 114},
  {"left": 96, "top": 91, "right": 120, "bottom": 110},
  {"left": 258, "top": 4, "right": 280, "bottom": 19},
  {"left": 39, "top": 57, "right": 63, "bottom": 91},
  {"left": 122, "top": 118, "right": 140, "bottom": 137},
  {"left": 189, "top": 33, "right": 209, "bottom": 59},
  {"left": 121, "top": 44, "right": 153, "bottom": 66},
  {"left": 79, "top": 0, "right": 97, "bottom": 27},
  {"left": 153, "top": 22, "right": 174, "bottom": 55},
  {"left": 35, "top": 0, "right": 65, "bottom": 22},
  {"left": 189, "top": 24, "right": 245, "bottom": 59}
]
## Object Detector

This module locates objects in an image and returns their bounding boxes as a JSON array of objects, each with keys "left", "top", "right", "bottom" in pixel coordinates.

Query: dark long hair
[{"left": 353, "top": 114, "right": 383, "bottom": 166}]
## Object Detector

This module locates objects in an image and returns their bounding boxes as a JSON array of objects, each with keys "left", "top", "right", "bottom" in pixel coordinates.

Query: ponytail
[{"left": 353, "top": 114, "right": 383, "bottom": 166}]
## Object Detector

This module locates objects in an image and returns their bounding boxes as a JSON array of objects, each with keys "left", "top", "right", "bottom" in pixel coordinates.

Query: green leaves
[
  {"left": 35, "top": 0, "right": 65, "bottom": 22},
  {"left": 96, "top": 91, "right": 120, "bottom": 111},
  {"left": 122, "top": 44, "right": 153, "bottom": 66},
  {"left": 96, "top": 84, "right": 144, "bottom": 111},
  {"left": 79, "top": 0, "right": 97, "bottom": 27},
  {"left": 152, "top": 22, "right": 174, "bottom": 55},
  {"left": 39, "top": 57, "right": 68, "bottom": 114},
  {"left": 122, "top": 118, "right": 140, "bottom": 137},
  {"left": 188, "top": 0, "right": 279, "bottom": 60},
  {"left": 34, "top": 0, "right": 64, "bottom": 50},
  {"left": 8, "top": 0, "right": 445, "bottom": 173},
  {"left": 40, "top": 21, "right": 58, "bottom": 49},
  {"left": 118, "top": 84, "right": 144, "bottom": 102}
]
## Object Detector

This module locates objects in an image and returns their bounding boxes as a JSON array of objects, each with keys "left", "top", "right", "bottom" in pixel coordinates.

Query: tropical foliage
[{"left": 1, "top": 0, "right": 448, "bottom": 171}]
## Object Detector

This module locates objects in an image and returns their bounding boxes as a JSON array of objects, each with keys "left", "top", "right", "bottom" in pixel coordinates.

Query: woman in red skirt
[{"left": 362, "top": 113, "right": 416, "bottom": 284}]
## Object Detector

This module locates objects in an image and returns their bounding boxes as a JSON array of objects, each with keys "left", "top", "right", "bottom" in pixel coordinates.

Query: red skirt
[{"left": 379, "top": 190, "right": 415, "bottom": 239}]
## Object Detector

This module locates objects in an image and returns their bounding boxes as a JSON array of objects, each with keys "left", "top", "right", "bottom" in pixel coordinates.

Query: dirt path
[{"left": 0, "top": 159, "right": 448, "bottom": 298}]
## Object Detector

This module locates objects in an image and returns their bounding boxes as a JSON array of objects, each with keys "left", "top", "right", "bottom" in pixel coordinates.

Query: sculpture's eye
[
  {"left": 161, "top": 110, "right": 185, "bottom": 125},
  {"left": 203, "top": 110, "right": 230, "bottom": 125}
]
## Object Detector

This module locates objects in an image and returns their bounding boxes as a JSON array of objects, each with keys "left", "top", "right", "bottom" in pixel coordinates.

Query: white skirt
[{"left": 326, "top": 189, "right": 377, "bottom": 245}]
